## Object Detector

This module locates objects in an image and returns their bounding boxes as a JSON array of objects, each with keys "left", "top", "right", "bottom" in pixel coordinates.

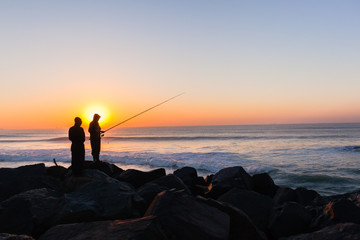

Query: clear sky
[{"left": 1, "top": 1, "right": 359, "bottom": 129}]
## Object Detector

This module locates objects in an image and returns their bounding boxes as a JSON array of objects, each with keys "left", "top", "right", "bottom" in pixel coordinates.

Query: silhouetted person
[
  {"left": 89, "top": 113, "right": 103, "bottom": 162},
  {"left": 68, "top": 117, "right": 85, "bottom": 175}
]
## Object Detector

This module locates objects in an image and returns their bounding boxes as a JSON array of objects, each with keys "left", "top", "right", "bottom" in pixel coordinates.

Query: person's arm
[{"left": 68, "top": 128, "right": 73, "bottom": 141}]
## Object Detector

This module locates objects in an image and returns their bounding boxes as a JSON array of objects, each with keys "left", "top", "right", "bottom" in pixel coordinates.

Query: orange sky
[{"left": 1, "top": 1, "right": 359, "bottom": 129}]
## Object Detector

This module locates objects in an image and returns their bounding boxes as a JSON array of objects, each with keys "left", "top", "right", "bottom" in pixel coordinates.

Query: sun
[{"left": 82, "top": 105, "right": 110, "bottom": 125}]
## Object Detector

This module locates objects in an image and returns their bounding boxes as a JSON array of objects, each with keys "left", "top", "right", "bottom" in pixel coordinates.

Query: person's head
[
  {"left": 74, "top": 117, "right": 82, "bottom": 126},
  {"left": 93, "top": 113, "right": 101, "bottom": 122}
]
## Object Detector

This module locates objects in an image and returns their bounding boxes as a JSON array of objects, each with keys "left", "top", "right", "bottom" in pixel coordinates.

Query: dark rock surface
[
  {"left": 295, "top": 187, "right": 320, "bottom": 206},
  {"left": 268, "top": 202, "right": 312, "bottom": 239},
  {"left": 197, "top": 196, "right": 267, "bottom": 240},
  {"left": 64, "top": 180, "right": 145, "bottom": 222},
  {"left": 145, "top": 190, "right": 230, "bottom": 240},
  {"left": 82, "top": 160, "right": 124, "bottom": 178},
  {"left": 150, "top": 174, "right": 191, "bottom": 193},
  {"left": 273, "top": 187, "right": 297, "bottom": 205},
  {"left": 1, "top": 163, "right": 359, "bottom": 240},
  {"left": 252, "top": 173, "right": 279, "bottom": 197},
  {"left": 0, "top": 233, "right": 35, "bottom": 240},
  {"left": 116, "top": 168, "right": 165, "bottom": 188},
  {"left": 137, "top": 182, "right": 168, "bottom": 208},
  {"left": 0, "top": 164, "right": 50, "bottom": 202},
  {"left": 313, "top": 198, "right": 360, "bottom": 229},
  {"left": 280, "top": 223, "right": 360, "bottom": 240},
  {"left": 173, "top": 166, "right": 198, "bottom": 185},
  {"left": 208, "top": 166, "right": 253, "bottom": 198},
  {"left": 0, "top": 188, "right": 65, "bottom": 237},
  {"left": 38, "top": 216, "right": 168, "bottom": 240},
  {"left": 218, "top": 188, "right": 274, "bottom": 231},
  {"left": 61, "top": 169, "right": 121, "bottom": 192},
  {"left": 46, "top": 166, "right": 67, "bottom": 180}
]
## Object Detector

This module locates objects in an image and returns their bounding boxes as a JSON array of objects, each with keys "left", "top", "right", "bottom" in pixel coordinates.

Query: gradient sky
[{"left": 1, "top": 1, "right": 359, "bottom": 129}]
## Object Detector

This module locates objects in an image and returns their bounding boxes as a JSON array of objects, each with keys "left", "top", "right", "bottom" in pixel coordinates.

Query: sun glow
[{"left": 81, "top": 105, "right": 110, "bottom": 125}]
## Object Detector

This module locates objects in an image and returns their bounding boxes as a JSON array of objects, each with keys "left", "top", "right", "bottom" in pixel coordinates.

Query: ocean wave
[
  {"left": 0, "top": 149, "right": 276, "bottom": 175},
  {"left": 341, "top": 146, "right": 360, "bottom": 152},
  {"left": 286, "top": 173, "right": 353, "bottom": 184}
]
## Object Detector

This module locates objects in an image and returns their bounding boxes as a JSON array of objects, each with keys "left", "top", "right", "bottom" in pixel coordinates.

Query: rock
[
  {"left": 312, "top": 190, "right": 360, "bottom": 207},
  {"left": 0, "top": 164, "right": 48, "bottom": 201},
  {"left": 82, "top": 160, "right": 124, "bottom": 178},
  {"left": 205, "top": 174, "right": 214, "bottom": 185},
  {"left": 145, "top": 190, "right": 230, "bottom": 240},
  {"left": 0, "top": 233, "right": 35, "bottom": 240},
  {"left": 116, "top": 168, "right": 166, "bottom": 188},
  {"left": 197, "top": 196, "right": 268, "bottom": 240},
  {"left": 252, "top": 173, "right": 278, "bottom": 197},
  {"left": 173, "top": 166, "right": 198, "bottom": 185},
  {"left": 46, "top": 166, "right": 67, "bottom": 180},
  {"left": 150, "top": 174, "right": 191, "bottom": 194},
  {"left": 0, "top": 188, "right": 65, "bottom": 237},
  {"left": 218, "top": 188, "right": 274, "bottom": 231},
  {"left": 61, "top": 169, "right": 120, "bottom": 193},
  {"left": 208, "top": 166, "right": 253, "bottom": 198},
  {"left": 64, "top": 180, "right": 145, "bottom": 222},
  {"left": 273, "top": 187, "right": 297, "bottom": 205},
  {"left": 321, "top": 199, "right": 360, "bottom": 225},
  {"left": 189, "top": 184, "right": 209, "bottom": 197},
  {"left": 38, "top": 216, "right": 168, "bottom": 240},
  {"left": 279, "top": 223, "right": 360, "bottom": 240},
  {"left": 137, "top": 183, "right": 169, "bottom": 208},
  {"left": 295, "top": 187, "right": 320, "bottom": 206},
  {"left": 268, "top": 202, "right": 312, "bottom": 239}
]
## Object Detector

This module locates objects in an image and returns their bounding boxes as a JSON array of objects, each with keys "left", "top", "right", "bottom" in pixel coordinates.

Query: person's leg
[{"left": 72, "top": 150, "right": 81, "bottom": 175}]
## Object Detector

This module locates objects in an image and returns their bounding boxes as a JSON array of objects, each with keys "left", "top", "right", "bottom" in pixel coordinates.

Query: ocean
[{"left": 0, "top": 123, "right": 359, "bottom": 196}]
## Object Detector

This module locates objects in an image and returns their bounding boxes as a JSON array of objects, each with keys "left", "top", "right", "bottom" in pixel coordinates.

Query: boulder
[
  {"left": 64, "top": 180, "right": 145, "bottom": 222},
  {"left": 273, "top": 187, "right": 297, "bottom": 205},
  {"left": 218, "top": 188, "right": 274, "bottom": 231},
  {"left": 316, "top": 199, "right": 360, "bottom": 227},
  {"left": 0, "top": 233, "right": 34, "bottom": 240},
  {"left": 295, "top": 187, "right": 320, "bottom": 206},
  {"left": 279, "top": 223, "right": 360, "bottom": 240},
  {"left": 197, "top": 196, "right": 268, "bottom": 240},
  {"left": 38, "top": 216, "right": 168, "bottom": 240},
  {"left": 0, "top": 164, "right": 49, "bottom": 201},
  {"left": 150, "top": 174, "right": 191, "bottom": 194},
  {"left": 137, "top": 183, "right": 169, "bottom": 208},
  {"left": 268, "top": 202, "right": 312, "bottom": 239},
  {"left": 208, "top": 166, "right": 253, "bottom": 198},
  {"left": 61, "top": 169, "right": 120, "bottom": 193},
  {"left": 252, "top": 173, "right": 278, "bottom": 197},
  {"left": 173, "top": 166, "right": 198, "bottom": 185},
  {"left": 116, "top": 168, "right": 166, "bottom": 188},
  {"left": 46, "top": 166, "right": 67, "bottom": 180},
  {"left": 311, "top": 190, "right": 360, "bottom": 207},
  {"left": 82, "top": 160, "right": 123, "bottom": 178},
  {"left": 0, "top": 188, "right": 65, "bottom": 237},
  {"left": 145, "top": 190, "right": 230, "bottom": 240}
]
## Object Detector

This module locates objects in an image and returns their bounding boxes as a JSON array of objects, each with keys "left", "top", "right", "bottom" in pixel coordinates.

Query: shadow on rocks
[
  {"left": 145, "top": 189, "right": 230, "bottom": 240},
  {"left": 38, "top": 216, "right": 168, "bottom": 240}
]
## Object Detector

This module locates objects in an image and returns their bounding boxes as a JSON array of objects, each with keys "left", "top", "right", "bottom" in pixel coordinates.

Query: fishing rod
[{"left": 103, "top": 92, "right": 185, "bottom": 133}]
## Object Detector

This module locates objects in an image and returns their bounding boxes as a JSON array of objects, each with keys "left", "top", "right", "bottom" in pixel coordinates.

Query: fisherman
[
  {"left": 89, "top": 113, "right": 103, "bottom": 162},
  {"left": 68, "top": 117, "right": 85, "bottom": 175}
]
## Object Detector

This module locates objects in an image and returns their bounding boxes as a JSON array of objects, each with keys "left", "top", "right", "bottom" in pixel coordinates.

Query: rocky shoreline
[{"left": 0, "top": 161, "right": 359, "bottom": 240}]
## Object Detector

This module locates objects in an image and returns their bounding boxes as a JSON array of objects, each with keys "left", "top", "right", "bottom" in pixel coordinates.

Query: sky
[{"left": 1, "top": 1, "right": 359, "bottom": 129}]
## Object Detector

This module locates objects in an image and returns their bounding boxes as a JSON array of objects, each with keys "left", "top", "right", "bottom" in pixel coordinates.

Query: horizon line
[{"left": 1, "top": 121, "right": 360, "bottom": 131}]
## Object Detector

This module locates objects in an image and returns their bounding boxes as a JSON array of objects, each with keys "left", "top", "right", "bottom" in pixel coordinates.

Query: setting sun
[{"left": 81, "top": 105, "right": 110, "bottom": 125}]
